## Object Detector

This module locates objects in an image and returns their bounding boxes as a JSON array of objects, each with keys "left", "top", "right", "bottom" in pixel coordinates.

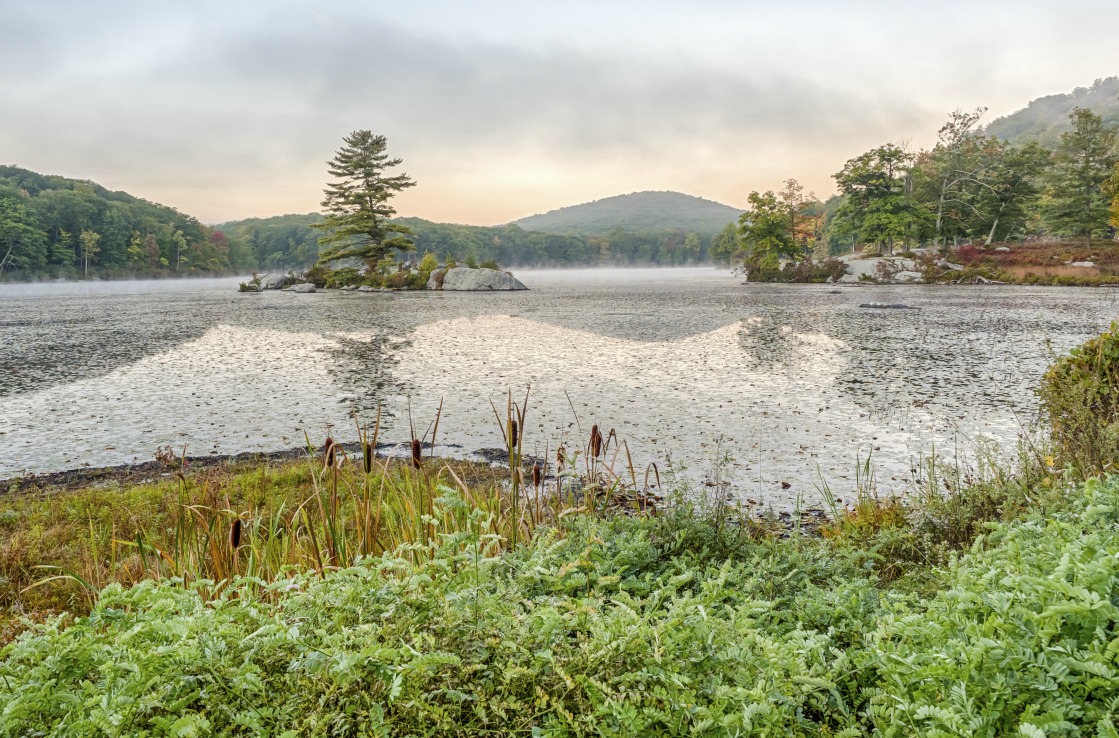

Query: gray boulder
[
  {"left": 1072, "top": 261, "right": 1096, "bottom": 268},
  {"left": 994, "top": 246, "right": 1011, "bottom": 253},
  {"left": 357, "top": 285, "right": 375, "bottom": 293},
  {"left": 258, "top": 273, "right": 288, "bottom": 290},
  {"left": 437, "top": 267, "right": 527, "bottom": 291},
  {"left": 289, "top": 282, "right": 317, "bottom": 293}
]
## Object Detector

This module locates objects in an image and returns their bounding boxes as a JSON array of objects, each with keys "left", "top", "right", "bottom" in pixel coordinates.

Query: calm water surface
[{"left": 2, "top": 269, "right": 1116, "bottom": 505}]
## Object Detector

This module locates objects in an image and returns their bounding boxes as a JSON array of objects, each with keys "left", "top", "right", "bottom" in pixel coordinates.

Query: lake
[{"left": 2, "top": 269, "right": 1116, "bottom": 506}]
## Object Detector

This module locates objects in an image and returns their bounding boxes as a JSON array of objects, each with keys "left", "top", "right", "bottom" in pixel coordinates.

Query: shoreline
[{"left": 0, "top": 441, "right": 554, "bottom": 496}]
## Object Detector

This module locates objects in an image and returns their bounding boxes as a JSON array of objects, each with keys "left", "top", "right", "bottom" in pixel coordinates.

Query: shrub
[
  {"left": 5, "top": 479, "right": 1119, "bottom": 735},
  {"left": 418, "top": 252, "right": 439, "bottom": 274},
  {"left": 382, "top": 270, "right": 409, "bottom": 289},
  {"left": 324, "top": 266, "right": 361, "bottom": 288},
  {"left": 1039, "top": 321, "right": 1119, "bottom": 476},
  {"left": 479, "top": 259, "right": 500, "bottom": 270},
  {"left": 744, "top": 258, "right": 848, "bottom": 283},
  {"left": 302, "top": 263, "right": 330, "bottom": 288}
]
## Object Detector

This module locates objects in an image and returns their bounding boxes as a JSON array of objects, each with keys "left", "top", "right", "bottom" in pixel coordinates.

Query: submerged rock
[
  {"left": 859, "top": 302, "right": 914, "bottom": 310},
  {"left": 436, "top": 267, "right": 527, "bottom": 291}
]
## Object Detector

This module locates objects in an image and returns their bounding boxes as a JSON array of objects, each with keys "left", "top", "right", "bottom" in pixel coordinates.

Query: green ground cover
[{"left": 1, "top": 476, "right": 1118, "bottom": 736}]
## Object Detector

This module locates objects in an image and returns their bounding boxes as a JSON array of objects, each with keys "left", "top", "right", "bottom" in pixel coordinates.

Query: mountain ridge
[
  {"left": 983, "top": 76, "right": 1119, "bottom": 146},
  {"left": 509, "top": 190, "right": 743, "bottom": 237}
]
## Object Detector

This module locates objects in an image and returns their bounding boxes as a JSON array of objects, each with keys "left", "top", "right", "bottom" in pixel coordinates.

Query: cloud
[{"left": 3, "top": 1, "right": 1117, "bottom": 223}]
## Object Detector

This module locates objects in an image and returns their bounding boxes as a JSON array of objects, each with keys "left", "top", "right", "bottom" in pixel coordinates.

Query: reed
[{"left": 7, "top": 392, "right": 670, "bottom": 623}]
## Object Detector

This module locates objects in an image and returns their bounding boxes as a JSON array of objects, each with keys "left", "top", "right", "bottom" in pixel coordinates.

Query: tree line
[
  {"left": 726, "top": 107, "right": 1119, "bottom": 272},
  {"left": 0, "top": 164, "right": 718, "bottom": 281},
  {"left": 221, "top": 214, "right": 714, "bottom": 271},
  {"left": 0, "top": 166, "right": 256, "bottom": 280}
]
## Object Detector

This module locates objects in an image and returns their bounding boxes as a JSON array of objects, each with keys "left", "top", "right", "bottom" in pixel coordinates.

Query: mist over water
[
  {"left": 2, "top": 268, "right": 1116, "bottom": 506},
  {"left": 0, "top": 276, "right": 247, "bottom": 299}
]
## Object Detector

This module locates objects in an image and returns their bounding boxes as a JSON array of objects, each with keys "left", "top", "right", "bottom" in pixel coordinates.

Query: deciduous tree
[
  {"left": 79, "top": 229, "right": 100, "bottom": 276},
  {"left": 834, "top": 144, "right": 923, "bottom": 254},
  {"left": 738, "top": 190, "right": 796, "bottom": 268}
]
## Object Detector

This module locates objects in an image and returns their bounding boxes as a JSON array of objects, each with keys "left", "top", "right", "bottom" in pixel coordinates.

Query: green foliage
[
  {"left": 985, "top": 76, "right": 1119, "bottom": 147},
  {"left": 6, "top": 473, "right": 1119, "bottom": 735},
  {"left": 744, "top": 257, "right": 848, "bottom": 283},
  {"left": 1042, "top": 108, "right": 1119, "bottom": 246},
  {"left": 313, "top": 130, "right": 417, "bottom": 267},
  {"left": 0, "top": 166, "right": 248, "bottom": 280},
  {"left": 1040, "top": 321, "right": 1119, "bottom": 476},
  {"left": 512, "top": 190, "right": 743, "bottom": 238},
  {"left": 216, "top": 212, "right": 321, "bottom": 270},
  {"left": 738, "top": 190, "right": 796, "bottom": 268},
  {"left": 323, "top": 266, "right": 362, "bottom": 288},
  {"left": 833, "top": 144, "right": 926, "bottom": 254},
  {"left": 418, "top": 251, "right": 439, "bottom": 274},
  {"left": 707, "top": 221, "right": 740, "bottom": 265}
]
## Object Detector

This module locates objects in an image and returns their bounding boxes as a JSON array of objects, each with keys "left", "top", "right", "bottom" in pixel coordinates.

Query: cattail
[
  {"left": 590, "top": 425, "right": 603, "bottom": 458},
  {"left": 323, "top": 437, "right": 336, "bottom": 468},
  {"left": 510, "top": 419, "right": 519, "bottom": 449},
  {"left": 230, "top": 518, "right": 242, "bottom": 550},
  {"left": 411, "top": 438, "right": 423, "bottom": 469},
  {"left": 532, "top": 461, "right": 542, "bottom": 488},
  {"left": 556, "top": 445, "right": 566, "bottom": 472},
  {"left": 362, "top": 442, "right": 373, "bottom": 474}
]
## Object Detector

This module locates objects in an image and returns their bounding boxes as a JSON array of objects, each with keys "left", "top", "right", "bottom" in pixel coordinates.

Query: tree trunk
[
  {"left": 984, "top": 201, "right": 1006, "bottom": 247},
  {"left": 934, "top": 177, "right": 948, "bottom": 250}
]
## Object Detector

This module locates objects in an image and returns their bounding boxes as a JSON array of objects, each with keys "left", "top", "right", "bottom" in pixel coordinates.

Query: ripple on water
[{"left": 1, "top": 271, "right": 1117, "bottom": 507}]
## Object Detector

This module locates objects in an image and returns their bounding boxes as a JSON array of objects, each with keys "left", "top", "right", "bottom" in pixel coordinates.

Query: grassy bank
[
  {"left": 1, "top": 465, "right": 1116, "bottom": 735},
  {"left": 2, "top": 327, "right": 1117, "bottom": 735}
]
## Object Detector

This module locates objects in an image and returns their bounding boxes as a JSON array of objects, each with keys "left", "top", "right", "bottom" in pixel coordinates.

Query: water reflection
[{"left": 2, "top": 271, "right": 1117, "bottom": 507}]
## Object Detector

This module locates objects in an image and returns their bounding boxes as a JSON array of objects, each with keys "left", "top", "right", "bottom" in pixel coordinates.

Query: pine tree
[
  {"left": 1042, "top": 108, "right": 1118, "bottom": 247},
  {"left": 313, "top": 131, "right": 417, "bottom": 266}
]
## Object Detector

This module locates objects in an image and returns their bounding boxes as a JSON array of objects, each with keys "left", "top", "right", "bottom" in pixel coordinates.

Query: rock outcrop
[
  {"left": 433, "top": 268, "right": 527, "bottom": 291},
  {"left": 257, "top": 273, "right": 289, "bottom": 290},
  {"left": 288, "top": 283, "right": 317, "bottom": 293}
]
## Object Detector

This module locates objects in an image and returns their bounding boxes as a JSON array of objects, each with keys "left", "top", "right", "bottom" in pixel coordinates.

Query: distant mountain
[
  {"left": 510, "top": 191, "right": 743, "bottom": 237},
  {"left": 984, "top": 76, "right": 1119, "bottom": 147}
]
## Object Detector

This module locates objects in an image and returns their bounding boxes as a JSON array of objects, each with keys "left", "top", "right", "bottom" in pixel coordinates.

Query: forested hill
[
  {"left": 984, "top": 76, "right": 1119, "bottom": 147},
  {"left": 216, "top": 212, "right": 721, "bottom": 269},
  {"left": 0, "top": 165, "right": 254, "bottom": 279},
  {"left": 511, "top": 191, "right": 743, "bottom": 237}
]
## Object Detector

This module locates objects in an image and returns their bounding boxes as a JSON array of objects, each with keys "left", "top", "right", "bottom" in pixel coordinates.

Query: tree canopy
[{"left": 313, "top": 131, "right": 417, "bottom": 267}]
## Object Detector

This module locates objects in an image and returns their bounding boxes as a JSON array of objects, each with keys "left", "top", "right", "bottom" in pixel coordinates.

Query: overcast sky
[{"left": 3, "top": 1, "right": 1118, "bottom": 225}]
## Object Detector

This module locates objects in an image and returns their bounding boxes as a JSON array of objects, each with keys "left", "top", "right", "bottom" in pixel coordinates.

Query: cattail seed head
[
  {"left": 323, "top": 437, "right": 336, "bottom": 468},
  {"left": 510, "top": 419, "right": 519, "bottom": 449},
  {"left": 230, "top": 518, "right": 242, "bottom": 550},
  {"left": 556, "top": 445, "right": 566, "bottom": 472},
  {"left": 363, "top": 442, "right": 373, "bottom": 474},
  {"left": 590, "top": 425, "right": 603, "bottom": 458},
  {"left": 411, "top": 438, "right": 423, "bottom": 469},
  {"left": 532, "top": 461, "right": 542, "bottom": 488}
]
